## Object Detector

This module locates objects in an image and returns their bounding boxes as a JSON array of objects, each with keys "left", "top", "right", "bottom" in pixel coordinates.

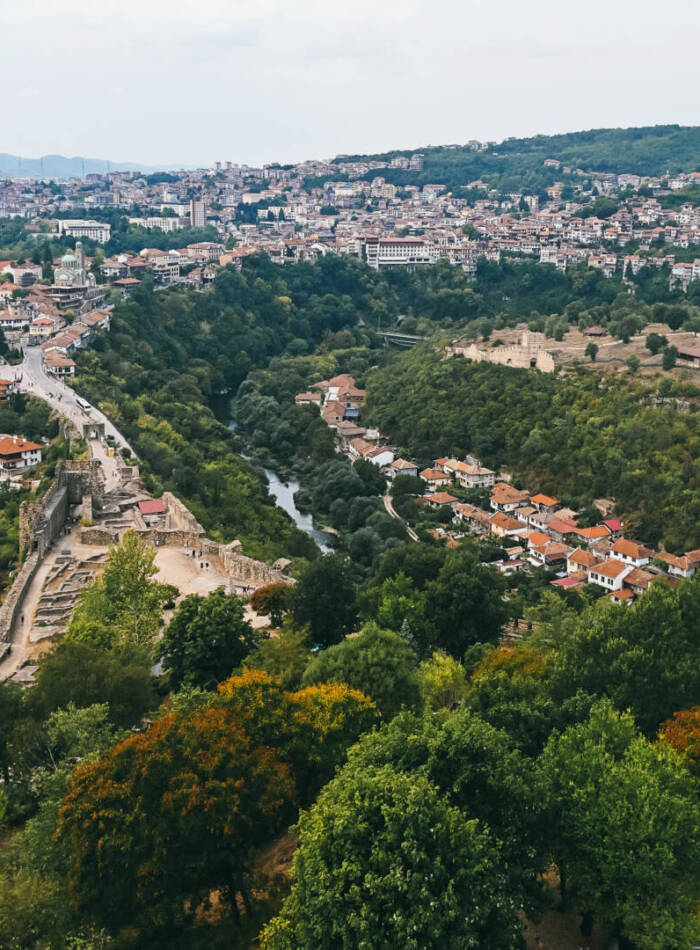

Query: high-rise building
[{"left": 189, "top": 199, "right": 205, "bottom": 229}]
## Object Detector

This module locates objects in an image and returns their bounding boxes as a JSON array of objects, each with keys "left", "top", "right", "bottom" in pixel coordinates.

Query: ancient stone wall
[
  {"left": 80, "top": 527, "right": 119, "bottom": 546},
  {"left": 219, "top": 541, "right": 291, "bottom": 587},
  {"left": 446, "top": 341, "right": 556, "bottom": 374},
  {"left": 163, "top": 492, "right": 207, "bottom": 537},
  {"left": 19, "top": 460, "right": 104, "bottom": 558},
  {"left": 0, "top": 552, "right": 40, "bottom": 643}
]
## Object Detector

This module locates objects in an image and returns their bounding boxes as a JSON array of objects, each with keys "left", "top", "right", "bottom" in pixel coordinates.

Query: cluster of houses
[
  {"left": 405, "top": 457, "right": 699, "bottom": 604},
  {"left": 100, "top": 242, "right": 224, "bottom": 291},
  {"left": 3, "top": 149, "right": 700, "bottom": 298},
  {"left": 295, "top": 374, "right": 699, "bottom": 604}
]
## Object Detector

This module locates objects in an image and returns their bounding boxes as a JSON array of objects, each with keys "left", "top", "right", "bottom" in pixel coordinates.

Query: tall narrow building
[{"left": 189, "top": 199, "right": 205, "bottom": 229}]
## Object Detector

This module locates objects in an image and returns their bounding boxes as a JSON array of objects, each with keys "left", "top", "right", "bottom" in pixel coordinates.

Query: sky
[{"left": 3, "top": 0, "right": 699, "bottom": 168}]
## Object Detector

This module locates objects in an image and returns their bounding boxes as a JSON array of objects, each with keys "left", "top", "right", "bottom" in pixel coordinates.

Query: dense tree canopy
[
  {"left": 57, "top": 706, "right": 296, "bottom": 938},
  {"left": 289, "top": 554, "right": 358, "bottom": 647},
  {"left": 302, "top": 623, "right": 420, "bottom": 719},
  {"left": 365, "top": 350, "right": 700, "bottom": 550},
  {"left": 540, "top": 701, "right": 700, "bottom": 949},
  {"left": 158, "top": 587, "right": 259, "bottom": 689},
  {"left": 261, "top": 765, "right": 522, "bottom": 950}
]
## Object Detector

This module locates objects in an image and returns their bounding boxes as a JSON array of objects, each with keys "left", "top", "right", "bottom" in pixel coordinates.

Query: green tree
[
  {"left": 158, "top": 587, "right": 258, "bottom": 690},
  {"left": 302, "top": 623, "right": 420, "bottom": 719},
  {"left": 584, "top": 341, "right": 598, "bottom": 361},
  {"left": 418, "top": 652, "right": 469, "bottom": 710},
  {"left": 0, "top": 680, "right": 25, "bottom": 783},
  {"left": 66, "top": 531, "right": 174, "bottom": 653},
  {"left": 645, "top": 331, "right": 668, "bottom": 354},
  {"left": 625, "top": 354, "right": 640, "bottom": 373},
  {"left": 243, "top": 624, "right": 311, "bottom": 689},
  {"left": 421, "top": 547, "right": 508, "bottom": 657},
  {"left": 374, "top": 571, "right": 427, "bottom": 632},
  {"left": 260, "top": 765, "right": 521, "bottom": 950},
  {"left": 662, "top": 343, "right": 678, "bottom": 369},
  {"left": 540, "top": 701, "right": 700, "bottom": 948},
  {"left": 550, "top": 577, "right": 700, "bottom": 736},
  {"left": 347, "top": 709, "right": 546, "bottom": 912},
  {"left": 290, "top": 554, "right": 357, "bottom": 647},
  {"left": 30, "top": 641, "right": 155, "bottom": 729},
  {"left": 465, "top": 645, "right": 564, "bottom": 756}
]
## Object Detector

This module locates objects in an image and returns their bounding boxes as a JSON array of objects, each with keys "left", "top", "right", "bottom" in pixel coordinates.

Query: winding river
[
  {"left": 263, "top": 468, "right": 334, "bottom": 553},
  {"left": 224, "top": 413, "right": 334, "bottom": 552}
]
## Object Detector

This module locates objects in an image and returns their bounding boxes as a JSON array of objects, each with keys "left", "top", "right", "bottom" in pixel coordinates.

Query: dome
[{"left": 61, "top": 253, "right": 76, "bottom": 264}]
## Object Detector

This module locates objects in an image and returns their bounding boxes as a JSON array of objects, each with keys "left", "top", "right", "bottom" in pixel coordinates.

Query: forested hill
[
  {"left": 334, "top": 125, "right": 700, "bottom": 193},
  {"left": 364, "top": 349, "right": 700, "bottom": 553}
]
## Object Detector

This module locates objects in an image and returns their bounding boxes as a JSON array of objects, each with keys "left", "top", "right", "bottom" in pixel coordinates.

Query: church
[{"left": 46, "top": 243, "right": 100, "bottom": 309}]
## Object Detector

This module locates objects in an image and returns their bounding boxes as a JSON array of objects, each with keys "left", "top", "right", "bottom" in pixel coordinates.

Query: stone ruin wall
[
  {"left": 446, "top": 339, "right": 556, "bottom": 374},
  {"left": 219, "top": 541, "right": 291, "bottom": 588},
  {"left": 126, "top": 492, "right": 292, "bottom": 588},
  {"left": 0, "top": 552, "right": 40, "bottom": 643},
  {"left": 5, "top": 462, "right": 293, "bottom": 647},
  {"left": 18, "top": 459, "right": 103, "bottom": 558}
]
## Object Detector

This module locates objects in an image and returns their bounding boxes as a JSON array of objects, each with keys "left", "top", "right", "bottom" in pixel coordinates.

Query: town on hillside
[
  {"left": 304, "top": 372, "right": 700, "bottom": 606},
  {"left": 3, "top": 150, "right": 700, "bottom": 302}
]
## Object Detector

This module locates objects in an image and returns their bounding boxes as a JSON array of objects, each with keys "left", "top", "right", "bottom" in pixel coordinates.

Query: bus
[{"left": 76, "top": 397, "right": 91, "bottom": 413}]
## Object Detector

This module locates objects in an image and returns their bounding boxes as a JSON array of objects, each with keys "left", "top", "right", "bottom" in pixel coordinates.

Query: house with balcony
[{"left": 0, "top": 436, "right": 42, "bottom": 473}]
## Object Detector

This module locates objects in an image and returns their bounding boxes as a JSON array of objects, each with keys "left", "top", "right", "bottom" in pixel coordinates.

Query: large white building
[
  {"left": 363, "top": 236, "right": 440, "bottom": 269},
  {"left": 128, "top": 216, "right": 184, "bottom": 233},
  {"left": 57, "top": 220, "right": 112, "bottom": 244}
]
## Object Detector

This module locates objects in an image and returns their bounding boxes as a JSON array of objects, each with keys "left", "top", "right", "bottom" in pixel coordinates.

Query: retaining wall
[{"left": 0, "top": 552, "right": 40, "bottom": 642}]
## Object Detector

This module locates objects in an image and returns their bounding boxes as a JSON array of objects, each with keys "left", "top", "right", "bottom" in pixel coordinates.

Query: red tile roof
[{"left": 138, "top": 498, "right": 166, "bottom": 515}]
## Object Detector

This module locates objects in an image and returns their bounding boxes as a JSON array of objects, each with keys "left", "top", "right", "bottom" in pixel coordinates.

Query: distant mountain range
[{"left": 0, "top": 154, "right": 196, "bottom": 179}]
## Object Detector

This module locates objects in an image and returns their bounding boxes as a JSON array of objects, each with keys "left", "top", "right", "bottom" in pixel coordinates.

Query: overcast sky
[{"left": 3, "top": 0, "right": 699, "bottom": 167}]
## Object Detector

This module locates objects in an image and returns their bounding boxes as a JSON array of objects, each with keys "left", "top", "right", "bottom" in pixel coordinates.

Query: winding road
[
  {"left": 383, "top": 492, "right": 418, "bottom": 542},
  {"left": 0, "top": 336, "right": 137, "bottom": 681}
]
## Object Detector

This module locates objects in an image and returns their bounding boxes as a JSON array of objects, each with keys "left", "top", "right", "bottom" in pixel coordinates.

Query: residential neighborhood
[
  {"left": 3, "top": 149, "right": 700, "bottom": 305},
  {"left": 301, "top": 371, "right": 698, "bottom": 607}
]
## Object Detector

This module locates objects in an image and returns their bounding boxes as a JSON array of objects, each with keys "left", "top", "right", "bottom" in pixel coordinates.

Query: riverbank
[{"left": 263, "top": 468, "right": 335, "bottom": 553}]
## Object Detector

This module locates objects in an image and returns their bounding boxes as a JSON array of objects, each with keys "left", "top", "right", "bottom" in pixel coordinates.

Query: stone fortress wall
[
  {"left": 1, "top": 460, "right": 293, "bottom": 646},
  {"left": 446, "top": 331, "right": 556, "bottom": 373}
]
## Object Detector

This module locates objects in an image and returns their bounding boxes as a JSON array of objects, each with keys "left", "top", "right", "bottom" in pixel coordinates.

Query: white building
[
  {"left": 57, "top": 220, "right": 112, "bottom": 244},
  {"left": 0, "top": 436, "right": 42, "bottom": 472},
  {"left": 587, "top": 559, "right": 633, "bottom": 591},
  {"left": 128, "top": 216, "right": 184, "bottom": 233},
  {"left": 363, "top": 236, "right": 441, "bottom": 269}
]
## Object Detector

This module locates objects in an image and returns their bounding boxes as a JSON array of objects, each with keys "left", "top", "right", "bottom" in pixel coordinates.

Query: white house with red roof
[
  {"left": 587, "top": 558, "right": 633, "bottom": 591},
  {"left": 0, "top": 436, "right": 42, "bottom": 473}
]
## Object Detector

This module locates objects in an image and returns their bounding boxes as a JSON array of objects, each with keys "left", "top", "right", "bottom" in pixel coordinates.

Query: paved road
[
  {"left": 0, "top": 340, "right": 137, "bottom": 681},
  {"left": 15, "top": 343, "right": 136, "bottom": 464},
  {"left": 383, "top": 492, "right": 419, "bottom": 542}
]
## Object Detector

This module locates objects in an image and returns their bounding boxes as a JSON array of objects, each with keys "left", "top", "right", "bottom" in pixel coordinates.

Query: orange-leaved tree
[
  {"left": 217, "top": 669, "right": 379, "bottom": 801},
  {"left": 659, "top": 706, "right": 700, "bottom": 778},
  {"left": 249, "top": 583, "right": 291, "bottom": 627},
  {"left": 57, "top": 705, "right": 295, "bottom": 938}
]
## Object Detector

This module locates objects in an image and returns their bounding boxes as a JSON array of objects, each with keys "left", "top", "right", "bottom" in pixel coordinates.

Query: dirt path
[{"left": 383, "top": 492, "right": 418, "bottom": 541}]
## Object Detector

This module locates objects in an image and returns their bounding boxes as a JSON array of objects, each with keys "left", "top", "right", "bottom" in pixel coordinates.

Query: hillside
[{"left": 333, "top": 124, "right": 700, "bottom": 194}]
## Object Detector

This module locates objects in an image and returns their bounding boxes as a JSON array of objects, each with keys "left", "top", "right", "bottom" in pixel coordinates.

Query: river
[
  {"left": 224, "top": 413, "right": 334, "bottom": 553},
  {"left": 264, "top": 468, "right": 334, "bottom": 553}
]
